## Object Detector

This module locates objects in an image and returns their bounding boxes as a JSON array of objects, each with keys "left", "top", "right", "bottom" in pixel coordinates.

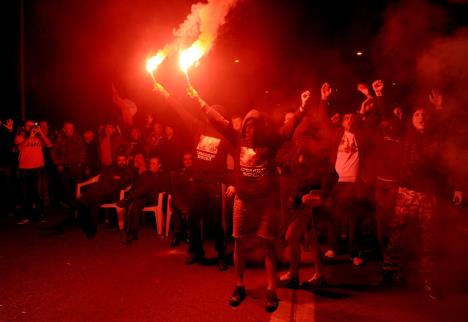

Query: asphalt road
[{"left": 1, "top": 215, "right": 467, "bottom": 322}]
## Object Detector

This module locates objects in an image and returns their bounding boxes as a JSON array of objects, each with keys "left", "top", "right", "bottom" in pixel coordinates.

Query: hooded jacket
[{"left": 203, "top": 106, "right": 305, "bottom": 199}]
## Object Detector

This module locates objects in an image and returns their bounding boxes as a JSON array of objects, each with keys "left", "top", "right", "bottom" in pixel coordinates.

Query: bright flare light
[
  {"left": 178, "top": 40, "right": 206, "bottom": 73},
  {"left": 146, "top": 51, "right": 166, "bottom": 75}
]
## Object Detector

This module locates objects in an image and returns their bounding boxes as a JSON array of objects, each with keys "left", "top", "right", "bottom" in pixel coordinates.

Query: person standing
[{"left": 15, "top": 120, "right": 52, "bottom": 224}]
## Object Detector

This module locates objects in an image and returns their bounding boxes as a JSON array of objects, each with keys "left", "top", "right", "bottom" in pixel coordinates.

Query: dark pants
[
  {"left": 171, "top": 196, "right": 189, "bottom": 236},
  {"left": 58, "top": 166, "right": 84, "bottom": 206},
  {"left": 375, "top": 179, "right": 399, "bottom": 253},
  {"left": 188, "top": 180, "right": 224, "bottom": 259},
  {"left": 328, "top": 182, "right": 369, "bottom": 257},
  {"left": 383, "top": 187, "right": 437, "bottom": 278},
  {"left": 127, "top": 193, "right": 158, "bottom": 233},
  {"left": 77, "top": 183, "right": 119, "bottom": 231},
  {"left": 18, "top": 168, "right": 45, "bottom": 220}
]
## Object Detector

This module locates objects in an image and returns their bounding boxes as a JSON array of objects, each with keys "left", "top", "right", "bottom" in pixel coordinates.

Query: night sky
[{"left": 1, "top": 0, "right": 467, "bottom": 129}]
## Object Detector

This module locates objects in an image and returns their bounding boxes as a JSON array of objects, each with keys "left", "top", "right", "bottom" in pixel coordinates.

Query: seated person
[
  {"left": 77, "top": 153, "right": 136, "bottom": 238},
  {"left": 118, "top": 156, "right": 170, "bottom": 244},
  {"left": 169, "top": 152, "right": 194, "bottom": 247}
]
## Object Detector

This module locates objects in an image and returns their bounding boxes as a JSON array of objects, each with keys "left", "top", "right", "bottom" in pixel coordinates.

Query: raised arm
[
  {"left": 277, "top": 89, "right": 312, "bottom": 142},
  {"left": 187, "top": 86, "right": 238, "bottom": 145}
]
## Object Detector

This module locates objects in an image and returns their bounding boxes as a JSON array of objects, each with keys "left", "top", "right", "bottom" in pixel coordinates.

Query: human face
[
  {"left": 105, "top": 124, "right": 115, "bottom": 136},
  {"left": 231, "top": 117, "right": 242, "bottom": 132},
  {"left": 165, "top": 126, "right": 174, "bottom": 138},
  {"left": 130, "top": 128, "right": 141, "bottom": 140},
  {"left": 24, "top": 121, "right": 35, "bottom": 132},
  {"left": 284, "top": 112, "right": 294, "bottom": 125},
  {"left": 39, "top": 121, "right": 49, "bottom": 135},
  {"left": 342, "top": 114, "right": 355, "bottom": 132},
  {"left": 83, "top": 131, "right": 95, "bottom": 143},
  {"left": 149, "top": 158, "right": 161, "bottom": 173},
  {"left": 412, "top": 108, "right": 426, "bottom": 132},
  {"left": 153, "top": 123, "right": 163, "bottom": 136},
  {"left": 63, "top": 123, "right": 74, "bottom": 136},
  {"left": 116, "top": 156, "right": 128, "bottom": 168},
  {"left": 183, "top": 153, "right": 193, "bottom": 168},
  {"left": 244, "top": 119, "right": 256, "bottom": 146}
]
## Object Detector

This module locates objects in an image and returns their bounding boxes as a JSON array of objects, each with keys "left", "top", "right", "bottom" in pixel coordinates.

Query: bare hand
[
  {"left": 330, "top": 113, "right": 341, "bottom": 124},
  {"left": 153, "top": 82, "right": 170, "bottom": 98},
  {"left": 5, "top": 119, "right": 14, "bottom": 132},
  {"left": 453, "top": 191, "right": 463, "bottom": 205},
  {"left": 372, "top": 80, "right": 384, "bottom": 96},
  {"left": 393, "top": 107, "right": 403, "bottom": 120},
  {"left": 187, "top": 86, "right": 199, "bottom": 99},
  {"left": 321, "top": 82, "right": 332, "bottom": 101},
  {"left": 429, "top": 89, "right": 443, "bottom": 109},
  {"left": 357, "top": 83, "right": 371, "bottom": 97},
  {"left": 300, "top": 90, "right": 311, "bottom": 108},
  {"left": 225, "top": 185, "right": 236, "bottom": 198}
]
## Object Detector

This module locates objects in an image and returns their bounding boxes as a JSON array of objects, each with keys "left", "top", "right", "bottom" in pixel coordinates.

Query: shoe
[
  {"left": 352, "top": 257, "right": 364, "bottom": 266},
  {"left": 16, "top": 218, "right": 30, "bottom": 225},
  {"left": 218, "top": 258, "right": 228, "bottom": 271},
  {"left": 228, "top": 286, "right": 246, "bottom": 307},
  {"left": 185, "top": 253, "right": 203, "bottom": 265},
  {"left": 324, "top": 249, "right": 335, "bottom": 259},
  {"left": 279, "top": 272, "right": 300, "bottom": 289},
  {"left": 264, "top": 290, "right": 279, "bottom": 313},
  {"left": 302, "top": 274, "right": 327, "bottom": 288}
]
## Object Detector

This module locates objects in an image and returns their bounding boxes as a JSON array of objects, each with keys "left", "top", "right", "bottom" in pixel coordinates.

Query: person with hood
[
  {"left": 184, "top": 86, "right": 310, "bottom": 313},
  {"left": 150, "top": 85, "right": 234, "bottom": 272},
  {"left": 380, "top": 104, "right": 463, "bottom": 300}
]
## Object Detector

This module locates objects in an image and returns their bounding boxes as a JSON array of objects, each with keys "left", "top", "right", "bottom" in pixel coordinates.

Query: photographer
[{"left": 15, "top": 120, "right": 52, "bottom": 224}]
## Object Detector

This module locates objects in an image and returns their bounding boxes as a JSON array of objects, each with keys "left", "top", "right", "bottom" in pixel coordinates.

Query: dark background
[{"left": 1, "top": 0, "right": 467, "bottom": 129}]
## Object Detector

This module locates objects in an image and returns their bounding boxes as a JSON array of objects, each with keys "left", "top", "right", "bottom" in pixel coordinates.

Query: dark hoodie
[{"left": 203, "top": 107, "right": 305, "bottom": 199}]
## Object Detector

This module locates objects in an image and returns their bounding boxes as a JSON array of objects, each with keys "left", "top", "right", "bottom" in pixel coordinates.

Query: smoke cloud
[{"left": 164, "top": 0, "right": 242, "bottom": 56}]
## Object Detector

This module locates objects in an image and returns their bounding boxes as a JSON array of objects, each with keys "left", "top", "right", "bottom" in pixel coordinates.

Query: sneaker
[
  {"left": 16, "top": 218, "right": 30, "bottom": 225},
  {"left": 324, "top": 249, "right": 335, "bottom": 259},
  {"left": 264, "top": 290, "right": 279, "bottom": 313},
  {"left": 279, "top": 272, "right": 300, "bottom": 289},
  {"left": 228, "top": 286, "right": 246, "bottom": 307},
  {"left": 218, "top": 258, "right": 228, "bottom": 272},
  {"left": 352, "top": 257, "right": 364, "bottom": 266},
  {"left": 302, "top": 274, "right": 327, "bottom": 288}
]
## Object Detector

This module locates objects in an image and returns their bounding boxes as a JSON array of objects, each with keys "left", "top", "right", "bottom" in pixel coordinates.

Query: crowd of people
[{"left": 0, "top": 79, "right": 465, "bottom": 312}]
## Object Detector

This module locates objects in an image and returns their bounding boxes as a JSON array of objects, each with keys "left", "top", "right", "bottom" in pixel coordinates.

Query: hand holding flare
[
  {"left": 187, "top": 86, "right": 208, "bottom": 108},
  {"left": 146, "top": 51, "right": 170, "bottom": 99}
]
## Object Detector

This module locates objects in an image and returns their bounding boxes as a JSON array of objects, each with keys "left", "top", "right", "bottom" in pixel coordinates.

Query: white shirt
[{"left": 335, "top": 131, "right": 359, "bottom": 183}]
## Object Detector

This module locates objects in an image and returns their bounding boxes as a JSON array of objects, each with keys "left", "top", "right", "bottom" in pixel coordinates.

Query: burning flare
[
  {"left": 146, "top": 50, "right": 167, "bottom": 75},
  {"left": 178, "top": 40, "right": 206, "bottom": 73}
]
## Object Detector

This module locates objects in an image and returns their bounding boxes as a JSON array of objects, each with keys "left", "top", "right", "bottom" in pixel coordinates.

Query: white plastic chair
[
  {"left": 76, "top": 175, "right": 131, "bottom": 231},
  {"left": 142, "top": 192, "right": 172, "bottom": 238}
]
